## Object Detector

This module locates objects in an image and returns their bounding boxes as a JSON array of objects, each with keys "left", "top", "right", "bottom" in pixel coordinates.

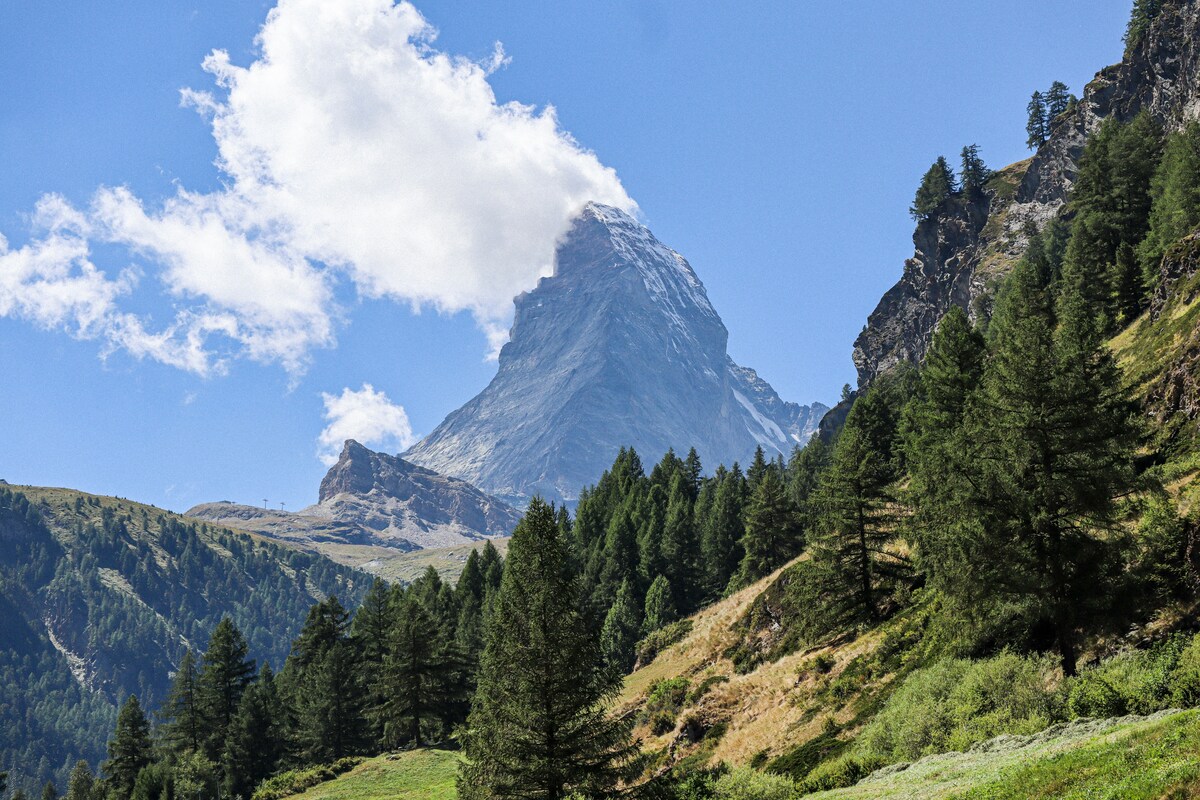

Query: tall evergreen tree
[
  {"left": 1139, "top": 122, "right": 1200, "bottom": 289},
  {"left": 736, "top": 468, "right": 804, "bottom": 586},
  {"left": 64, "top": 763, "right": 94, "bottom": 800},
  {"left": 197, "top": 617, "right": 256, "bottom": 759},
  {"left": 910, "top": 156, "right": 956, "bottom": 220},
  {"left": 459, "top": 499, "right": 641, "bottom": 800},
  {"left": 288, "top": 597, "right": 366, "bottom": 762},
  {"left": 1063, "top": 113, "right": 1162, "bottom": 327},
  {"left": 812, "top": 387, "right": 909, "bottom": 624},
  {"left": 960, "top": 144, "right": 990, "bottom": 197},
  {"left": 375, "top": 593, "right": 451, "bottom": 748},
  {"left": 40, "top": 782, "right": 56, "bottom": 800},
  {"left": 901, "top": 306, "right": 985, "bottom": 590},
  {"left": 960, "top": 257, "right": 1138, "bottom": 674},
  {"left": 223, "top": 664, "right": 284, "bottom": 800},
  {"left": 159, "top": 649, "right": 203, "bottom": 756},
  {"left": 599, "top": 578, "right": 643, "bottom": 674},
  {"left": 700, "top": 466, "right": 746, "bottom": 598},
  {"left": 661, "top": 474, "right": 701, "bottom": 613},
  {"left": 103, "top": 696, "right": 152, "bottom": 800},
  {"left": 643, "top": 574, "right": 677, "bottom": 634},
  {"left": 1026, "top": 91, "right": 1048, "bottom": 150},
  {"left": 1046, "top": 81, "right": 1072, "bottom": 119}
]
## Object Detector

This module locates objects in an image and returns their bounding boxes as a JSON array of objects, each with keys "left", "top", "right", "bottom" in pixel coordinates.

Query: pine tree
[
  {"left": 812, "top": 386, "right": 909, "bottom": 624},
  {"left": 1063, "top": 113, "right": 1162, "bottom": 326},
  {"left": 197, "top": 617, "right": 256, "bottom": 759},
  {"left": 960, "top": 257, "right": 1137, "bottom": 674},
  {"left": 661, "top": 474, "right": 701, "bottom": 613},
  {"left": 1026, "top": 91, "right": 1048, "bottom": 150},
  {"left": 960, "top": 144, "right": 990, "bottom": 197},
  {"left": 64, "top": 763, "right": 94, "bottom": 800},
  {"left": 1139, "top": 122, "right": 1200, "bottom": 289},
  {"left": 288, "top": 598, "right": 366, "bottom": 761},
  {"left": 736, "top": 468, "right": 804, "bottom": 586},
  {"left": 160, "top": 649, "right": 203, "bottom": 756},
  {"left": 1046, "top": 81, "right": 1072, "bottom": 119},
  {"left": 351, "top": 578, "right": 392, "bottom": 742},
  {"left": 600, "top": 578, "right": 643, "bottom": 673},
  {"left": 459, "top": 499, "right": 641, "bottom": 800},
  {"left": 901, "top": 306, "right": 985, "bottom": 589},
  {"left": 375, "top": 593, "right": 449, "bottom": 748},
  {"left": 40, "top": 782, "right": 56, "bottom": 800},
  {"left": 910, "top": 157, "right": 956, "bottom": 220},
  {"left": 683, "top": 448, "right": 703, "bottom": 500},
  {"left": 103, "top": 695, "right": 152, "bottom": 800},
  {"left": 643, "top": 574, "right": 677, "bottom": 633},
  {"left": 1124, "top": 0, "right": 1164, "bottom": 54},
  {"left": 700, "top": 465, "right": 746, "bottom": 598},
  {"left": 223, "top": 664, "right": 284, "bottom": 800},
  {"left": 788, "top": 437, "right": 833, "bottom": 530},
  {"left": 747, "top": 446, "right": 769, "bottom": 492}
]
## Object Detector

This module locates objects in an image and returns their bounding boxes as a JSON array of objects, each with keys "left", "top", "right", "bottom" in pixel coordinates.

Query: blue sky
[{"left": 0, "top": 0, "right": 1131, "bottom": 512}]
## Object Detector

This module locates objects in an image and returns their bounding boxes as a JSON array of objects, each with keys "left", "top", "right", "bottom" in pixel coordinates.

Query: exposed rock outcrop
[
  {"left": 188, "top": 440, "right": 520, "bottom": 550},
  {"left": 854, "top": 0, "right": 1200, "bottom": 387}
]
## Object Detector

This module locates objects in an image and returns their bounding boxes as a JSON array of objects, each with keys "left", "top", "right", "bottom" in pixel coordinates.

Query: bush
[
  {"left": 635, "top": 620, "right": 693, "bottom": 666},
  {"left": 250, "top": 758, "right": 362, "bottom": 800},
  {"left": 642, "top": 677, "right": 690, "bottom": 735},
  {"left": 1068, "top": 674, "right": 1127, "bottom": 718},
  {"left": 711, "top": 766, "right": 799, "bottom": 800},
  {"left": 1170, "top": 634, "right": 1200, "bottom": 708},
  {"left": 1066, "top": 635, "right": 1190, "bottom": 719},
  {"left": 687, "top": 674, "right": 729, "bottom": 705},
  {"left": 854, "top": 652, "right": 1062, "bottom": 764},
  {"left": 799, "top": 753, "right": 884, "bottom": 794}
]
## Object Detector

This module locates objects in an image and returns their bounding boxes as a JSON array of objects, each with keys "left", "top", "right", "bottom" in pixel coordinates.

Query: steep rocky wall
[{"left": 853, "top": 0, "right": 1200, "bottom": 387}]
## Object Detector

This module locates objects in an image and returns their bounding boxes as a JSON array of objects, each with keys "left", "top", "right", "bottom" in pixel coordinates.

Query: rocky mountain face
[
  {"left": 404, "top": 203, "right": 827, "bottom": 506},
  {"left": 854, "top": 0, "right": 1200, "bottom": 387},
  {"left": 188, "top": 440, "right": 520, "bottom": 552}
]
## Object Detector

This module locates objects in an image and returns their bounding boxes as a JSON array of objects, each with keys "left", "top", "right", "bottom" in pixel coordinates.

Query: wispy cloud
[{"left": 0, "top": 0, "right": 634, "bottom": 376}]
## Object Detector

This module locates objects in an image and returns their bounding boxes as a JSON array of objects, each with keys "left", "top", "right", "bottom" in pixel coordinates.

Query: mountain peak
[{"left": 405, "top": 204, "right": 825, "bottom": 505}]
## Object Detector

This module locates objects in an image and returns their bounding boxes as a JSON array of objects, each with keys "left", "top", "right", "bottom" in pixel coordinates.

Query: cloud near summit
[{"left": 0, "top": 0, "right": 635, "bottom": 375}]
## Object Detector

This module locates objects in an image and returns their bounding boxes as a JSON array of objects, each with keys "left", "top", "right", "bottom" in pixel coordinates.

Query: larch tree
[{"left": 459, "top": 499, "right": 641, "bottom": 800}]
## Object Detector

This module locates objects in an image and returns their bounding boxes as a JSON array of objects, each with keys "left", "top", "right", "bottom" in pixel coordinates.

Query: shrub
[
  {"left": 799, "top": 753, "right": 884, "bottom": 794},
  {"left": 250, "top": 758, "right": 362, "bottom": 800},
  {"left": 687, "top": 674, "right": 730, "bottom": 704},
  {"left": 642, "top": 677, "right": 690, "bottom": 735},
  {"left": 711, "top": 766, "right": 799, "bottom": 800},
  {"left": 1068, "top": 673, "right": 1127, "bottom": 718},
  {"left": 635, "top": 619, "right": 693, "bottom": 666},
  {"left": 1066, "top": 635, "right": 1190, "bottom": 719},
  {"left": 1170, "top": 633, "right": 1200, "bottom": 707},
  {"left": 854, "top": 652, "right": 1062, "bottom": 764}
]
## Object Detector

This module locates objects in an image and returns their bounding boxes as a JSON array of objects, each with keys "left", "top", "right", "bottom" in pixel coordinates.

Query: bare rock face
[
  {"left": 403, "top": 203, "right": 827, "bottom": 506},
  {"left": 854, "top": 0, "right": 1200, "bottom": 387},
  {"left": 187, "top": 440, "right": 520, "bottom": 550}
]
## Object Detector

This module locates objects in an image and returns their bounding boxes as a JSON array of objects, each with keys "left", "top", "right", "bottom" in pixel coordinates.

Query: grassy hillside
[
  {"left": 284, "top": 751, "right": 458, "bottom": 800},
  {"left": 0, "top": 484, "right": 368, "bottom": 794},
  {"left": 814, "top": 709, "right": 1200, "bottom": 799}
]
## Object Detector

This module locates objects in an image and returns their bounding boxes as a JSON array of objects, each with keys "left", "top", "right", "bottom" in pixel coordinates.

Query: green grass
[
  {"left": 287, "top": 750, "right": 459, "bottom": 800},
  {"left": 955, "top": 708, "right": 1200, "bottom": 799},
  {"left": 809, "top": 709, "right": 1200, "bottom": 799}
]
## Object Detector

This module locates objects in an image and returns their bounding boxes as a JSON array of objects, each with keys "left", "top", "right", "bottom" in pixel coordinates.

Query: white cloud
[
  {"left": 0, "top": 0, "right": 634, "bottom": 375},
  {"left": 317, "top": 383, "right": 416, "bottom": 465}
]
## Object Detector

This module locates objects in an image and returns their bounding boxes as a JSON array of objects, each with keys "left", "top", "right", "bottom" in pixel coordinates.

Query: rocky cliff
[
  {"left": 404, "top": 203, "right": 827, "bottom": 505},
  {"left": 188, "top": 440, "right": 520, "bottom": 551},
  {"left": 854, "top": 0, "right": 1200, "bottom": 386}
]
